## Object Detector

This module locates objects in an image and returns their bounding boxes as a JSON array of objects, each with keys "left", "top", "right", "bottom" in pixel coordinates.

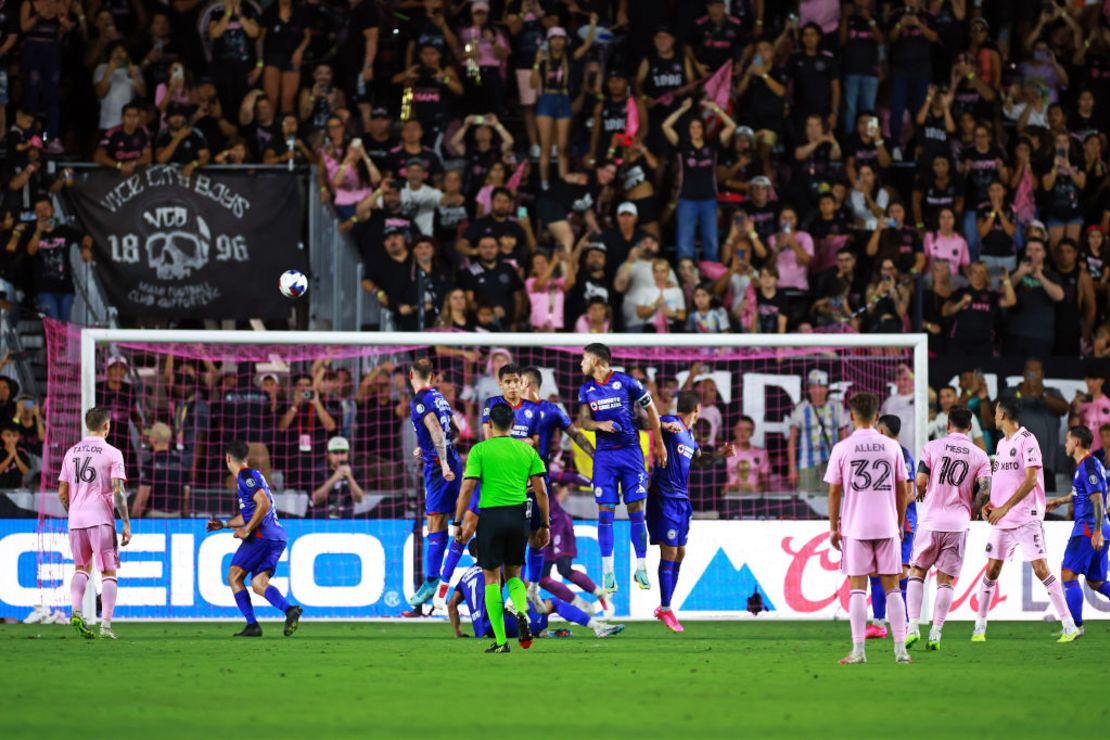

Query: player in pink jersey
[
  {"left": 824, "top": 393, "right": 911, "bottom": 665},
  {"left": 57, "top": 407, "right": 130, "bottom": 640},
  {"left": 970, "top": 397, "right": 1079, "bottom": 643},
  {"left": 1071, "top": 364, "right": 1110, "bottom": 452},
  {"left": 905, "top": 407, "right": 992, "bottom": 651}
]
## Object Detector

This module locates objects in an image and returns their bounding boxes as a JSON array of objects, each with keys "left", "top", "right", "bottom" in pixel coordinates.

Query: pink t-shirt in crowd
[
  {"left": 574, "top": 314, "right": 610, "bottom": 333},
  {"left": 824, "top": 426, "right": 907, "bottom": 540},
  {"left": 726, "top": 445, "right": 770, "bottom": 491},
  {"left": 59, "top": 436, "right": 127, "bottom": 530},
  {"left": 924, "top": 232, "right": 970, "bottom": 275},
  {"left": 525, "top": 276, "right": 566, "bottom": 330},
  {"left": 1079, "top": 395, "right": 1110, "bottom": 450},
  {"left": 918, "top": 432, "right": 992, "bottom": 532},
  {"left": 770, "top": 231, "right": 815, "bottom": 291},
  {"left": 990, "top": 426, "right": 1045, "bottom": 529}
]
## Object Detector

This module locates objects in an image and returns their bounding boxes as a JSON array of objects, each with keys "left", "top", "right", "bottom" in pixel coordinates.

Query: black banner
[{"left": 69, "top": 166, "right": 306, "bottom": 319}]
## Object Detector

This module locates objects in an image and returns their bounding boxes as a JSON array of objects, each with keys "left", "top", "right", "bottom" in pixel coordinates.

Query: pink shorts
[
  {"left": 516, "top": 69, "right": 539, "bottom": 106},
  {"left": 840, "top": 536, "right": 901, "bottom": 577},
  {"left": 910, "top": 529, "right": 968, "bottom": 577},
  {"left": 70, "top": 524, "right": 120, "bottom": 571},
  {"left": 985, "top": 521, "right": 1047, "bottom": 563}
]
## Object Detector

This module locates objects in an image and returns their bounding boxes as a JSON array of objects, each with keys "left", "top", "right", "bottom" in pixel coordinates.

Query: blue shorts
[
  {"left": 592, "top": 447, "right": 648, "bottom": 506},
  {"left": 536, "top": 92, "right": 572, "bottom": 120},
  {"left": 230, "top": 537, "right": 287, "bottom": 578},
  {"left": 1045, "top": 215, "right": 1084, "bottom": 229},
  {"left": 646, "top": 494, "right": 692, "bottom": 547},
  {"left": 424, "top": 453, "right": 463, "bottom": 515},
  {"left": 901, "top": 529, "right": 915, "bottom": 566},
  {"left": 1062, "top": 534, "right": 1109, "bottom": 582}
]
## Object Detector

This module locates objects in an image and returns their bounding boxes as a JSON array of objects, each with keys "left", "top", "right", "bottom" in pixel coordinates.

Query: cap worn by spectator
[
  {"left": 807, "top": 369, "right": 829, "bottom": 387},
  {"left": 146, "top": 422, "right": 173, "bottom": 443},
  {"left": 547, "top": 27, "right": 567, "bottom": 39},
  {"left": 617, "top": 202, "right": 638, "bottom": 217},
  {"left": 256, "top": 372, "right": 279, "bottom": 386},
  {"left": 736, "top": 126, "right": 755, "bottom": 139},
  {"left": 166, "top": 102, "right": 196, "bottom": 119},
  {"left": 751, "top": 176, "right": 772, "bottom": 188},
  {"left": 371, "top": 106, "right": 390, "bottom": 119},
  {"left": 970, "top": 17, "right": 989, "bottom": 31},
  {"left": 656, "top": 24, "right": 675, "bottom": 37},
  {"left": 471, "top": 1, "right": 491, "bottom": 11},
  {"left": 327, "top": 436, "right": 350, "bottom": 453},
  {"left": 584, "top": 242, "right": 607, "bottom": 255},
  {"left": 384, "top": 223, "right": 409, "bottom": 238},
  {"left": 107, "top": 356, "right": 128, "bottom": 369}
]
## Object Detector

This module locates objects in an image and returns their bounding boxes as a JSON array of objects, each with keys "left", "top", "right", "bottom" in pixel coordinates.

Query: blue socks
[
  {"left": 629, "top": 510, "right": 647, "bottom": 559},
  {"left": 439, "top": 538, "right": 466, "bottom": 582},
  {"left": 870, "top": 576, "right": 887, "bottom": 621},
  {"left": 527, "top": 546, "right": 546, "bottom": 584},
  {"left": 553, "top": 598, "right": 591, "bottom": 627},
  {"left": 1064, "top": 580, "right": 1085, "bottom": 626},
  {"left": 263, "top": 585, "right": 290, "bottom": 613},
  {"left": 234, "top": 589, "right": 256, "bottom": 625},
  {"left": 598, "top": 509, "right": 615, "bottom": 558},
  {"left": 899, "top": 577, "right": 908, "bottom": 611},
  {"left": 1097, "top": 581, "right": 1110, "bottom": 600},
  {"left": 425, "top": 531, "right": 448, "bottom": 581},
  {"left": 659, "top": 560, "right": 677, "bottom": 608}
]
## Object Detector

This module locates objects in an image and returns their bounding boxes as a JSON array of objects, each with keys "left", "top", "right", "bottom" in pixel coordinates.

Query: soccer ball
[{"left": 279, "top": 269, "right": 308, "bottom": 299}]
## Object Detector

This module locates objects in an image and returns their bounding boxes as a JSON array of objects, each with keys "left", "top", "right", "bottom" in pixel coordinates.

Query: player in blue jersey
[
  {"left": 650, "top": 391, "right": 733, "bottom": 632},
  {"left": 206, "top": 440, "right": 302, "bottom": 637},
  {"left": 519, "top": 366, "right": 611, "bottom": 614},
  {"left": 578, "top": 343, "right": 666, "bottom": 593},
  {"left": 447, "top": 552, "right": 624, "bottom": 640},
  {"left": 406, "top": 358, "right": 463, "bottom": 609},
  {"left": 866, "top": 415, "right": 917, "bottom": 640},
  {"left": 1047, "top": 425, "right": 1110, "bottom": 636}
]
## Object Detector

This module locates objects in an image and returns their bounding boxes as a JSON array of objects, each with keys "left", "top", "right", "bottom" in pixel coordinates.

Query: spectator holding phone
[
  {"left": 0, "top": 423, "right": 31, "bottom": 489},
  {"left": 13, "top": 395, "right": 44, "bottom": 451},
  {"left": 278, "top": 372, "right": 338, "bottom": 490},
  {"left": 311, "top": 436, "right": 365, "bottom": 518}
]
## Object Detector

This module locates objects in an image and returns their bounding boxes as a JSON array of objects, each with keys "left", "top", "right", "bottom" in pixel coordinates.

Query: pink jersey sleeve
[
  {"left": 111, "top": 448, "right": 126, "bottom": 481},
  {"left": 58, "top": 456, "right": 72, "bottom": 485},
  {"left": 973, "top": 448, "right": 992, "bottom": 482},
  {"left": 823, "top": 442, "right": 844, "bottom": 485},
  {"left": 1021, "top": 432, "right": 1042, "bottom": 470}
]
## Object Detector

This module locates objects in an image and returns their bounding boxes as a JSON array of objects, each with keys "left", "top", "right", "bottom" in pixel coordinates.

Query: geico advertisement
[{"left": 0, "top": 520, "right": 1105, "bottom": 620}]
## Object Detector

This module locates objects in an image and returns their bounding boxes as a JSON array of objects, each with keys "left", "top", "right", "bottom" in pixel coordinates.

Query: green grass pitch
[{"left": 2, "top": 620, "right": 1105, "bottom": 739}]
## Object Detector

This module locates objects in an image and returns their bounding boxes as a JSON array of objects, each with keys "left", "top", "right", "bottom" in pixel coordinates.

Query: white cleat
[
  {"left": 592, "top": 622, "right": 625, "bottom": 639},
  {"left": 99, "top": 625, "right": 118, "bottom": 640},
  {"left": 895, "top": 649, "right": 913, "bottom": 664},
  {"left": 431, "top": 581, "right": 451, "bottom": 611},
  {"left": 838, "top": 651, "right": 867, "bottom": 665}
]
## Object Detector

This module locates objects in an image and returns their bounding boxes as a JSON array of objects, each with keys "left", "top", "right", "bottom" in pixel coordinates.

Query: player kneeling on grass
[
  {"left": 1047, "top": 425, "right": 1110, "bottom": 637},
  {"left": 650, "top": 391, "right": 733, "bottom": 633},
  {"left": 825, "top": 392, "right": 911, "bottom": 665},
  {"left": 447, "top": 541, "right": 623, "bottom": 640},
  {"left": 905, "top": 406, "right": 992, "bottom": 651},
  {"left": 207, "top": 440, "right": 302, "bottom": 637},
  {"left": 456, "top": 402, "right": 549, "bottom": 653}
]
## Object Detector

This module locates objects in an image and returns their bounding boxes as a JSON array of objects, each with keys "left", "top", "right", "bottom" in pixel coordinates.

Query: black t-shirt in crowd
[
  {"left": 139, "top": 449, "right": 190, "bottom": 512},
  {"left": 741, "top": 200, "right": 780, "bottom": 242},
  {"left": 154, "top": 128, "right": 209, "bottom": 165},
  {"left": 976, "top": 204, "right": 1016, "bottom": 258},
  {"left": 97, "top": 126, "right": 150, "bottom": 162},
  {"left": 916, "top": 174, "right": 961, "bottom": 229},
  {"left": 889, "top": 8, "right": 935, "bottom": 74},
  {"left": 387, "top": 144, "right": 443, "bottom": 180},
  {"left": 688, "top": 13, "right": 747, "bottom": 71},
  {"left": 244, "top": 119, "right": 281, "bottom": 161},
  {"left": 211, "top": 2, "right": 260, "bottom": 65},
  {"left": 841, "top": 13, "right": 880, "bottom": 77},
  {"left": 755, "top": 289, "right": 787, "bottom": 332},
  {"left": 678, "top": 138, "right": 719, "bottom": 201},
  {"left": 960, "top": 145, "right": 1004, "bottom": 207},
  {"left": 877, "top": 226, "right": 922, "bottom": 274},
  {"left": 0, "top": 446, "right": 29, "bottom": 488},
  {"left": 22, "top": 225, "right": 82, "bottom": 294},
  {"left": 947, "top": 286, "right": 998, "bottom": 348},
  {"left": 463, "top": 215, "right": 527, "bottom": 257},
  {"left": 461, "top": 257, "right": 523, "bottom": 319},
  {"left": 785, "top": 50, "right": 839, "bottom": 118}
]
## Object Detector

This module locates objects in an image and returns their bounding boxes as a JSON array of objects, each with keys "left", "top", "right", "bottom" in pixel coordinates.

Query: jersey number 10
[{"left": 936, "top": 456, "right": 970, "bottom": 487}]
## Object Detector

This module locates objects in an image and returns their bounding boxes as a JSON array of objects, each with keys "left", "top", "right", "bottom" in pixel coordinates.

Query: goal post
[{"left": 43, "top": 327, "right": 929, "bottom": 621}]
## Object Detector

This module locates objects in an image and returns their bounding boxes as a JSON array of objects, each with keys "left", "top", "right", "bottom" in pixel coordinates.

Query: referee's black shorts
[{"left": 476, "top": 503, "right": 529, "bottom": 570}]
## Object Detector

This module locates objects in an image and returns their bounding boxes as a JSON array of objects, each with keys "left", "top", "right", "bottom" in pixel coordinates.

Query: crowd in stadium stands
[{"left": 2, "top": 1, "right": 1110, "bottom": 513}]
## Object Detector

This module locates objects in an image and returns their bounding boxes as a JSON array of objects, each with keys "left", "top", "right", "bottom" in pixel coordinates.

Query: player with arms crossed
[
  {"left": 651, "top": 391, "right": 734, "bottom": 632},
  {"left": 207, "top": 440, "right": 302, "bottom": 637},
  {"left": 456, "top": 402, "right": 550, "bottom": 653},
  {"left": 906, "top": 406, "right": 991, "bottom": 650},
  {"left": 578, "top": 342, "right": 666, "bottom": 593},
  {"left": 407, "top": 358, "right": 463, "bottom": 610},
  {"left": 518, "top": 366, "right": 611, "bottom": 614},
  {"left": 59, "top": 407, "right": 131, "bottom": 640},
  {"left": 972, "top": 398, "right": 1079, "bottom": 642},
  {"left": 825, "top": 393, "right": 911, "bottom": 665},
  {"left": 1047, "top": 425, "right": 1110, "bottom": 636}
]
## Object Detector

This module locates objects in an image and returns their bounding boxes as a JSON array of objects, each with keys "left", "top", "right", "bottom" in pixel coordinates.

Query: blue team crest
[
  {"left": 613, "top": 381, "right": 622, "bottom": 389},
  {"left": 416, "top": 403, "right": 425, "bottom": 413},
  {"left": 667, "top": 528, "right": 678, "bottom": 540},
  {"left": 594, "top": 486, "right": 603, "bottom": 498},
  {"left": 525, "top": 409, "right": 533, "bottom": 418},
  {"left": 1091, "top": 474, "right": 1099, "bottom": 485},
  {"left": 245, "top": 477, "right": 256, "bottom": 488}
]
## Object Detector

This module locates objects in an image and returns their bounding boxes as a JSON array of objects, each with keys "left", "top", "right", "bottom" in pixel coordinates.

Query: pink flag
[
  {"left": 625, "top": 96, "right": 640, "bottom": 140},
  {"left": 506, "top": 158, "right": 528, "bottom": 191},
  {"left": 702, "top": 61, "right": 733, "bottom": 111}
]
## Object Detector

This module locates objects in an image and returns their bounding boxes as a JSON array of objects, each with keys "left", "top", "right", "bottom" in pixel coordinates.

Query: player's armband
[
  {"left": 636, "top": 393, "right": 653, "bottom": 409},
  {"left": 916, "top": 460, "right": 930, "bottom": 476}
]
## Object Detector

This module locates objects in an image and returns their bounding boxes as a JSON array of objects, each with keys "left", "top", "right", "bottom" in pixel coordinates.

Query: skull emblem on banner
[{"left": 145, "top": 215, "right": 211, "bottom": 279}]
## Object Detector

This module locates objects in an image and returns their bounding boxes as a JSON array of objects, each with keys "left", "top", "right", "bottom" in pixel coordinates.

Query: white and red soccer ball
[{"left": 279, "top": 269, "right": 308, "bottom": 299}]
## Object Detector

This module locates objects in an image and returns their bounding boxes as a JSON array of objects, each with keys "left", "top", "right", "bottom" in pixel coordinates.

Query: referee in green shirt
[{"left": 457, "top": 402, "right": 550, "bottom": 653}]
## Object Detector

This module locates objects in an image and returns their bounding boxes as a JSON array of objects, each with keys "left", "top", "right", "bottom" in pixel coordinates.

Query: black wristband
[{"left": 451, "top": 519, "right": 461, "bottom": 527}]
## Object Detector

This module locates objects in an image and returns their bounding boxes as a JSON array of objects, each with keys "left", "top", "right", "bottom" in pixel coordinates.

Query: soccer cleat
[
  {"left": 550, "top": 628, "right": 573, "bottom": 638},
  {"left": 485, "top": 641, "right": 510, "bottom": 654},
  {"left": 516, "top": 612, "right": 533, "bottom": 649},
  {"left": 865, "top": 623, "right": 888, "bottom": 639},
  {"left": 654, "top": 606, "right": 685, "bottom": 633},
  {"left": 905, "top": 629, "right": 921, "bottom": 649},
  {"left": 633, "top": 567, "right": 651, "bottom": 590},
  {"left": 70, "top": 613, "right": 95, "bottom": 640},
  {"left": 99, "top": 625, "right": 118, "bottom": 640},
  {"left": 234, "top": 623, "right": 263, "bottom": 637},
  {"left": 593, "top": 622, "right": 625, "bottom": 638},
  {"left": 970, "top": 627, "right": 986, "bottom": 642},
  {"left": 526, "top": 584, "right": 546, "bottom": 614},
  {"left": 432, "top": 582, "right": 451, "bottom": 611},
  {"left": 926, "top": 638, "right": 941, "bottom": 651},
  {"left": 1057, "top": 627, "right": 1081, "bottom": 643},
  {"left": 838, "top": 652, "right": 867, "bottom": 665},
  {"left": 408, "top": 578, "right": 437, "bottom": 608},
  {"left": 895, "top": 649, "right": 913, "bottom": 664},
  {"left": 603, "top": 571, "right": 618, "bottom": 593},
  {"left": 283, "top": 605, "right": 303, "bottom": 636}
]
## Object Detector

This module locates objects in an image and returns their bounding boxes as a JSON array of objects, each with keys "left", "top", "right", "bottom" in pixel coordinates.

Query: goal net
[{"left": 19, "top": 324, "right": 925, "bottom": 621}]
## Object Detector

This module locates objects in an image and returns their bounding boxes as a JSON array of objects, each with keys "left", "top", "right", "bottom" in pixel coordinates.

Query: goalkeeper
[{"left": 456, "top": 402, "right": 550, "bottom": 653}]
